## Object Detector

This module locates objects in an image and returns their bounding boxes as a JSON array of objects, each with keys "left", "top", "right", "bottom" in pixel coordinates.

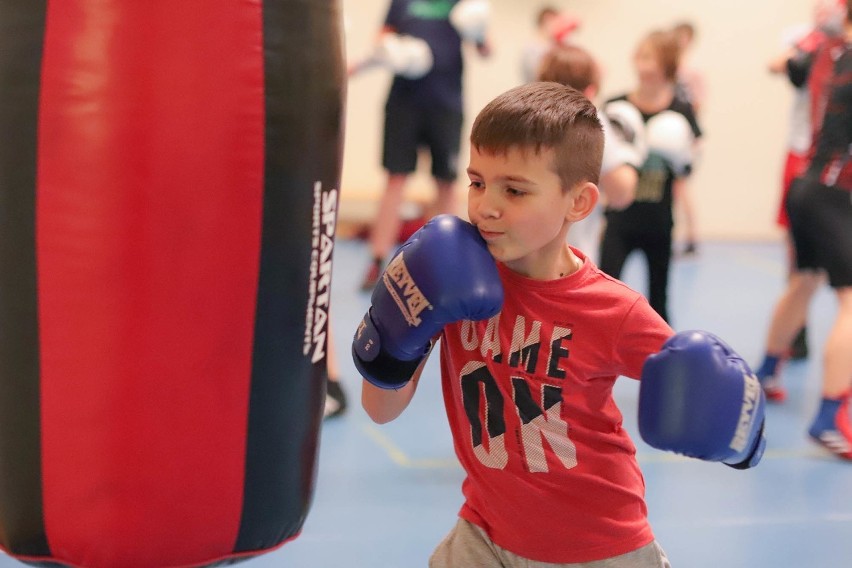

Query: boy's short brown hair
[
  {"left": 470, "top": 82, "right": 603, "bottom": 189},
  {"left": 536, "top": 6, "right": 560, "bottom": 28},
  {"left": 672, "top": 21, "right": 695, "bottom": 43},
  {"left": 537, "top": 45, "right": 601, "bottom": 94},
  {"left": 639, "top": 30, "right": 681, "bottom": 82}
]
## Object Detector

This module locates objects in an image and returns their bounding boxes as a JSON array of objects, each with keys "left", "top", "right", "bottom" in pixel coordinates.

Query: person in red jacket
[{"left": 755, "top": 0, "right": 852, "bottom": 461}]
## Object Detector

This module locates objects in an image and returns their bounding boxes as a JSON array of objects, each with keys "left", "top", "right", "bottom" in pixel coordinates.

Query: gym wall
[{"left": 340, "top": 0, "right": 812, "bottom": 240}]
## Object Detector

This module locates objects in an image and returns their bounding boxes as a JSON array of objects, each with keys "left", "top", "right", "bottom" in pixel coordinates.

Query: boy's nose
[{"left": 472, "top": 191, "right": 500, "bottom": 219}]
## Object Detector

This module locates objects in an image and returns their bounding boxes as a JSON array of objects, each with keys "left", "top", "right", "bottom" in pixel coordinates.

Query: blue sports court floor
[{"left": 1, "top": 237, "right": 850, "bottom": 568}]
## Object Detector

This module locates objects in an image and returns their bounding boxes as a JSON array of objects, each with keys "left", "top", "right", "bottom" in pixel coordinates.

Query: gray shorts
[{"left": 429, "top": 518, "right": 671, "bottom": 568}]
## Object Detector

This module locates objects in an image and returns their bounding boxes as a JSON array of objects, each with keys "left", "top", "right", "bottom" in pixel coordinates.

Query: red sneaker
[
  {"left": 360, "top": 260, "right": 381, "bottom": 292},
  {"left": 758, "top": 374, "right": 787, "bottom": 403},
  {"left": 398, "top": 215, "right": 427, "bottom": 243}
]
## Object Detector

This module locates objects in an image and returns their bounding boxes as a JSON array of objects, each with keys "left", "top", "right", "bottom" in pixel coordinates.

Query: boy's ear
[{"left": 566, "top": 181, "right": 600, "bottom": 222}]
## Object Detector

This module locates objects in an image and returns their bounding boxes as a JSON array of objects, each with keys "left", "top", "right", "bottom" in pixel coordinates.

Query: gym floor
[{"left": 2, "top": 236, "right": 850, "bottom": 568}]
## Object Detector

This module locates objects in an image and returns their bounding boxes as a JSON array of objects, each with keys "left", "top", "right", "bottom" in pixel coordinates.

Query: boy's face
[
  {"left": 466, "top": 145, "right": 579, "bottom": 279},
  {"left": 633, "top": 42, "right": 665, "bottom": 85}
]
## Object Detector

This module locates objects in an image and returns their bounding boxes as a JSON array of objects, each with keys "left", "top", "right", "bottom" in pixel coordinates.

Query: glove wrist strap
[
  {"left": 724, "top": 419, "right": 766, "bottom": 470},
  {"left": 352, "top": 343, "right": 430, "bottom": 390}
]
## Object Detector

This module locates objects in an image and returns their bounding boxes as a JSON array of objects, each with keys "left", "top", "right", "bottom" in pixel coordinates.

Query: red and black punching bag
[{"left": 0, "top": 1, "right": 345, "bottom": 566}]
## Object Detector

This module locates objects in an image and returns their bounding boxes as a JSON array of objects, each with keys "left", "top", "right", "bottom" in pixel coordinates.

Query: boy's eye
[
  {"left": 506, "top": 187, "right": 525, "bottom": 197},
  {"left": 468, "top": 180, "right": 484, "bottom": 190}
]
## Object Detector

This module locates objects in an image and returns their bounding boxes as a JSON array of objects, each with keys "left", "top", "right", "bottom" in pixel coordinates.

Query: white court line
[{"left": 361, "top": 422, "right": 413, "bottom": 467}]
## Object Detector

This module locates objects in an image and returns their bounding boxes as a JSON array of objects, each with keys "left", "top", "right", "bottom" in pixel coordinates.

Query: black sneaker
[
  {"left": 324, "top": 379, "right": 348, "bottom": 420},
  {"left": 789, "top": 327, "right": 808, "bottom": 361}
]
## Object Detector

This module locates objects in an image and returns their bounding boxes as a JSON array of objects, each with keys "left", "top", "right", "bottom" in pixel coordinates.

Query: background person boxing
[
  {"left": 598, "top": 29, "right": 702, "bottom": 325},
  {"left": 354, "top": 82, "right": 764, "bottom": 567},
  {"left": 359, "top": 0, "right": 492, "bottom": 291},
  {"left": 537, "top": 43, "right": 648, "bottom": 263},
  {"left": 754, "top": 0, "right": 852, "bottom": 461}
]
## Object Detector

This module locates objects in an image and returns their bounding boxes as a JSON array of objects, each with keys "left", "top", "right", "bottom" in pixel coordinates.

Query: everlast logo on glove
[
  {"left": 730, "top": 373, "right": 761, "bottom": 453},
  {"left": 383, "top": 253, "right": 432, "bottom": 326}
]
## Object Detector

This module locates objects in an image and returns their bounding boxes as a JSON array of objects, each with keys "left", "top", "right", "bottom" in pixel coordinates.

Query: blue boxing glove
[
  {"left": 638, "top": 330, "right": 766, "bottom": 469},
  {"left": 353, "top": 215, "right": 504, "bottom": 389}
]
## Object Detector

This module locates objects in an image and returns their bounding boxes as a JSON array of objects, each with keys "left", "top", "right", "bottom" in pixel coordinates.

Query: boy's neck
[
  {"left": 559, "top": 245, "right": 584, "bottom": 278},
  {"left": 631, "top": 83, "right": 674, "bottom": 114},
  {"left": 507, "top": 242, "right": 583, "bottom": 281},
  {"left": 552, "top": 243, "right": 583, "bottom": 280}
]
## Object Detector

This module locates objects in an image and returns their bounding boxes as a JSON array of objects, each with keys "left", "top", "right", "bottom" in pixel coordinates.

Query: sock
[
  {"left": 755, "top": 354, "right": 781, "bottom": 379},
  {"left": 809, "top": 394, "right": 850, "bottom": 436}
]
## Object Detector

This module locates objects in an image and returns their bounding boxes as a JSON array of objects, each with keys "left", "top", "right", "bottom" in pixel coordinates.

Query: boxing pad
[
  {"left": 386, "top": 34, "right": 434, "bottom": 79},
  {"left": 0, "top": 1, "right": 345, "bottom": 566},
  {"left": 646, "top": 110, "right": 695, "bottom": 176},
  {"left": 549, "top": 13, "right": 582, "bottom": 45},
  {"left": 601, "top": 100, "right": 648, "bottom": 173},
  {"left": 350, "top": 33, "right": 433, "bottom": 80},
  {"left": 450, "top": 0, "right": 491, "bottom": 45}
]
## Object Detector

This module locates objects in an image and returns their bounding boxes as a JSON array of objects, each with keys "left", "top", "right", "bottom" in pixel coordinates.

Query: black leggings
[{"left": 599, "top": 229, "right": 673, "bottom": 322}]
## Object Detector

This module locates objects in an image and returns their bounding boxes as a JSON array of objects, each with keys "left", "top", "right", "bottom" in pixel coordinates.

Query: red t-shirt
[{"left": 439, "top": 250, "right": 673, "bottom": 563}]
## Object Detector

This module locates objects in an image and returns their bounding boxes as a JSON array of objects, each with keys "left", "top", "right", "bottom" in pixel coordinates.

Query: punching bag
[{"left": 0, "top": 1, "right": 345, "bottom": 567}]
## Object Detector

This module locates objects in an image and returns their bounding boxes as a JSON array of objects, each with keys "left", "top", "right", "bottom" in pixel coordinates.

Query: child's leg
[
  {"left": 644, "top": 234, "right": 673, "bottom": 323},
  {"left": 598, "top": 227, "right": 631, "bottom": 279},
  {"left": 573, "top": 541, "right": 671, "bottom": 568},
  {"left": 361, "top": 173, "right": 408, "bottom": 290},
  {"left": 822, "top": 287, "right": 852, "bottom": 398},
  {"left": 785, "top": 231, "right": 810, "bottom": 360},
  {"left": 763, "top": 271, "right": 821, "bottom": 353},
  {"left": 430, "top": 520, "right": 671, "bottom": 568},
  {"left": 807, "top": 287, "right": 852, "bottom": 460},
  {"left": 368, "top": 173, "right": 408, "bottom": 260},
  {"left": 674, "top": 180, "right": 698, "bottom": 254},
  {"left": 426, "top": 107, "right": 463, "bottom": 218},
  {"left": 755, "top": 271, "right": 821, "bottom": 401},
  {"left": 795, "top": 181, "right": 852, "bottom": 459},
  {"left": 431, "top": 177, "right": 458, "bottom": 217}
]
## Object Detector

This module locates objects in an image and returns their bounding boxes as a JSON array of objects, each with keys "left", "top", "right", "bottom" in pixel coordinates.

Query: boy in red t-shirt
[{"left": 353, "top": 82, "right": 765, "bottom": 566}]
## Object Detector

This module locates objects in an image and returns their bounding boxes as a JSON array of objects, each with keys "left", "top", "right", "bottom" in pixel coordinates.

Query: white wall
[{"left": 340, "top": 0, "right": 813, "bottom": 240}]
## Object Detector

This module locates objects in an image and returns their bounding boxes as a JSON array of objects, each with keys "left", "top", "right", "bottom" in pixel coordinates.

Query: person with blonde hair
[{"left": 598, "top": 30, "right": 702, "bottom": 324}]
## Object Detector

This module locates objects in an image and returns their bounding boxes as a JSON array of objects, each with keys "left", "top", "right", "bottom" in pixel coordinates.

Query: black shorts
[
  {"left": 382, "top": 96, "right": 463, "bottom": 181},
  {"left": 786, "top": 176, "right": 852, "bottom": 288}
]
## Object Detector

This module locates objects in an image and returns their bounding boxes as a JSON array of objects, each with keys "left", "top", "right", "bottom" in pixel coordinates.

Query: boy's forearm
[
  {"left": 600, "top": 165, "right": 637, "bottom": 210},
  {"left": 361, "top": 351, "right": 432, "bottom": 424},
  {"left": 361, "top": 374, "right": 420, "bottom": 424}
]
